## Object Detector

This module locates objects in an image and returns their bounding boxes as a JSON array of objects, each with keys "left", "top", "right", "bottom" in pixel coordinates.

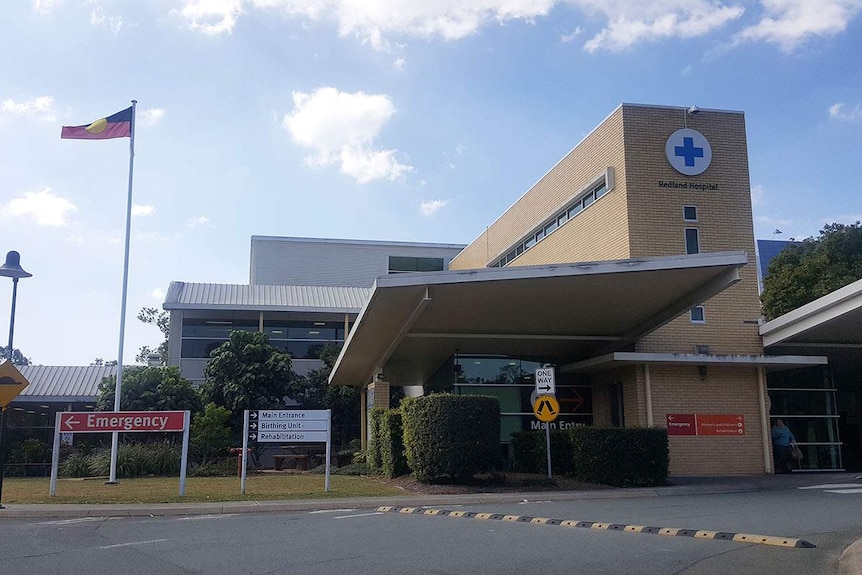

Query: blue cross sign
[{"left": 666, "top": 128, "right": 712, "bottom": 176}]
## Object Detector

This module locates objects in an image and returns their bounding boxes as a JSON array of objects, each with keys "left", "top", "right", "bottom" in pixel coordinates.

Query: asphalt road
[{"left": 1, "top": 480, "right": 860, "bottom": 575}]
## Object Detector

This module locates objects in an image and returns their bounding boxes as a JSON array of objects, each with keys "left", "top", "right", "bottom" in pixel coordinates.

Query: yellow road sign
[
  {"left": 0, "top": 360, "right": 30, "bottom": 410},
  {"left": 533, "top": 394, "right": 559, "bottom": 422}
]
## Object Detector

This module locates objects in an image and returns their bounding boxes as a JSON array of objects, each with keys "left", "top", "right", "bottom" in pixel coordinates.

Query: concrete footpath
[{"left": 2, "top": 472, "right": 861, "bottom": 573}]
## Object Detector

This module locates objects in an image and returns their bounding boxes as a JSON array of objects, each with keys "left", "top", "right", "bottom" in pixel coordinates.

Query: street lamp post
[{"left": 0, "top": 250, "right": 32, "bottom": 509}]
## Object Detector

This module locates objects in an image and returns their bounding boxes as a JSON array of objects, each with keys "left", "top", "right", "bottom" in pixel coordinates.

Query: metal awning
[{"left": 329, "top": 251, "right": 750, "bottom": 387}]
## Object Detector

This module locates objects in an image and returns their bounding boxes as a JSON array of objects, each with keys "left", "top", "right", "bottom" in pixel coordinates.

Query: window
[
  {"left": 685, "top": 228, "right": 700, "bottom": 254},
  {"left": 683, "top": 205, "right": 698, "bottom": 221},
  {"left": 389, "top": 256, "right": 444, "bottom": 273},
  {"left": 490, "top": 171, "right": 612, "bottom": 268},
  {"left": 690, "top": 306, "right": 705, "bottom": 323}
]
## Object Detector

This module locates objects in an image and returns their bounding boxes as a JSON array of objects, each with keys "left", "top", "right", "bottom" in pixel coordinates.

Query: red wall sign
[
  {"left": 666, "top": 413, "right": 745, "bottom": 436},
  {"left": 59, "top": 411, "right": 186, "bottom": 433},
  {"left": 666, "top": 413, "right": 697, "bottom": 436}
]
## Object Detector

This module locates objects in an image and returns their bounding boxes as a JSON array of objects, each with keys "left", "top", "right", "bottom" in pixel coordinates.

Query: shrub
[
  {"left": 379, "top": 409, "right": 408, "bottom": 478},
  {"left": 59, "top": 451, "right": 94, "bottom": 478},
  {"left": 73, "top": 442, "right": 183, "bottom": 478},
  {"left": 190, "top": 403, "right": 233, "bottom": 462},
  {"left": 366, "top": 407, "right": 385, "bottom": 474},
  {"left": 401, "top": 394, "right": 500, "bottom": 483},
  {"left": 569, "top": 427, "right": 668, "bottom": 487},
  {"left": 510, "top": 429, "right": 573, "bottom": 475}
]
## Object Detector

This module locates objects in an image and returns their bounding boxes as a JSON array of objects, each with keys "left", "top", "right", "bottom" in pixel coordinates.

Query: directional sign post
[
  {"left": 49, "top": 410, "right": 191, "bottom": 497},
  {"left": 242, "top": 409, "right": 332, "bottom": 494},
  {"left": 0, "top": 360, "right": 30, "bottom": 508},
  {"left": 533, "top": 394, "right": 560, "bottom": 480}
]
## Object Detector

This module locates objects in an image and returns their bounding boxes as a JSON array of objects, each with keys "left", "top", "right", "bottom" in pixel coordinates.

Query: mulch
[{"left": 371, "top": 472, "right": 604, "bottom": 495}]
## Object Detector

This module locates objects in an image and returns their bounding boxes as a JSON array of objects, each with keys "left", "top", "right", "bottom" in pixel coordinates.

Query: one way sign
[{"left": 534, "top": 367, "right": 555, "bottom": 396}]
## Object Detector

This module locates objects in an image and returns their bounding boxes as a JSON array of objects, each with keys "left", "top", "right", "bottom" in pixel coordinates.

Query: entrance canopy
[
  {"left": 760, "top": 277, "right": 862, "bottom": 371},
  {"left": 329, "top": 251, "right": 749, "bottom": 387}
]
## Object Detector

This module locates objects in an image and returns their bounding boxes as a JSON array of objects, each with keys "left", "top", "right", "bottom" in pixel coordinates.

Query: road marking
[
  {"left": 99, "top": 539, "right": 167, "bottom": 549},
  {"left": 825, "top": 488, "right": 862, "bottom": 494},
  {"left": 333, "top": 512, "right": 383, "bottom": 519},
  {"left": 308, "top": 509, "right": 357, "bottom": 514},
  {"left": 799, "top": 483, "right": 862, "bottom": 490},
  {"left": 36, "top": 517, "right": 114, "bottom": 526},
  {"left": 177, "top": 514, "right": 234, "bottom": 521},
  {"left": 375, "top": 507, "right": 816, "bottom": 549}
]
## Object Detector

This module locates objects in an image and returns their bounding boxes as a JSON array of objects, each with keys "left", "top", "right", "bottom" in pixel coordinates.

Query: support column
[
  {"left": 360, "top": 384, "right": 368, "bottom": 451},
  {"left": 644, "top": 364, "right": 654, "bottom": 427},
  {"left": 757, "top": 366, "right": 773, "bottom": 474}
]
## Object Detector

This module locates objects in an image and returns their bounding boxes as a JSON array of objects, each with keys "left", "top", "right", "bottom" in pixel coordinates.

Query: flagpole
[{"left": 107, "top": 100, "right": 137, "bottom": 485}]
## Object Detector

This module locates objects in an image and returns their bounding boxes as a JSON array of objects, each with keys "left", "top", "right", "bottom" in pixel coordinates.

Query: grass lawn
[{"left": 1, "top": 474, "right": 404, "bottom": 504}]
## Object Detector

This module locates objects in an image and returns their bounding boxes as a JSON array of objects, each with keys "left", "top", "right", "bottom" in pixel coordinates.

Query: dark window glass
[
  {"left": 525, "top": 237, "right": 536, "bottom": 249},
  {"left": 181, "top": 339, "right": 228, "bottom": 358},
  {"left": 690, "top": 306, "right": 705, "bottom": 322},
  {"left": 182, "top": 319, "right": 257, "bottom": 338},
  {"left": 568, "top": 203, "right": 583, "bottom": 218},
  {"left": 557, "top": 212, "right": 569, "bottom": 226},
  {"left": 535, "top": 229, "right": 545, "bottom": 241},
  {"left": 582, "top": 194, "right": 595, "bottom": 208},
  {"left": 683, "top": 205, "right": 698, "bottom": 221},
  {"left": 389, "top": 256, "right": 444, "bottom": 272},
  {"left": 685, "top": 228, "right": 700, "bottom": 254},
  {"left": 593, "top": 184, "right": 608, "bottom": 200},
  {"left": 544, "top": 220, "right": 557, "bottom": 235}
]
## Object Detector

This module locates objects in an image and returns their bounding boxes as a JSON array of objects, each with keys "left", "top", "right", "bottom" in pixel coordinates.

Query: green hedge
[
  {"left": 510, "top": 429, "right": 573, "bottom": 475},
  {"left": 379, "top": 409, "right": 408, "bottom": 478},
  {"left": 401, "top": 394, "right": 500, "bottom": 483},
  {"left": 367, "top": 407, "right": 385, "bottom": 474},
  {"left": 569, "top": 427, "right": 668, "bottom": 487}
]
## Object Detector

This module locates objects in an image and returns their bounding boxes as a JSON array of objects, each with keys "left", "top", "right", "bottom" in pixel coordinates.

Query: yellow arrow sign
[
  {"left": 533, "top": 394, "right": 560, "bottom": 423},
  {"left": 0, "top": 360, "right": 30, "bottom": 410}
]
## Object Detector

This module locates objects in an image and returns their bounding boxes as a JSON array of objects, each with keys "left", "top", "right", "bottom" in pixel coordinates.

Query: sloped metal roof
[
  {"left": 15, "top": 365, "right": 117, "bottom": 402},
  {"left": 163, "top": 282, "right": 370, "bottom": 312}
]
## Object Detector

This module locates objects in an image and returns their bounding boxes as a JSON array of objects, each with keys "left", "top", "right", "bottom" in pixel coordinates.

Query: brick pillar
[{"left": 363, "top": 381, "right": 390, "bottom": 450}]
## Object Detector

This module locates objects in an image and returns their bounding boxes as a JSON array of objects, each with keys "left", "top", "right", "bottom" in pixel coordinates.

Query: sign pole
[
  {"left": 179, "top": 410, "right": 190, "bottom": 496},
  {"left": 240, "top": 410, "right": 249, "bottom": 495},
  {"left": 545, "top": 423, "right": 552, "bottom": 479},
  {"left": 49, "top": 411, "right": 62, "bottom": 497},
  {"left": 325, "top": 409, "right": 331, "bottom": 492},
  {"left": 0, "top": 407, "right": 7, "bottom": 508}
]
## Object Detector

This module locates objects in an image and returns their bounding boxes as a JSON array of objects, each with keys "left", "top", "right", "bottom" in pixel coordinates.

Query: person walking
[{"left": 771, "top": 419, "right": 796, "bottom": 474}]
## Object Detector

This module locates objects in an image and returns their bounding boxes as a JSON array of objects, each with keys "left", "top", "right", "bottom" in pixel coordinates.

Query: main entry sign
[
  {"left": 248, "top": 409, "right": 329, "bottom": 443},
  {"left": 59, "top": 411, "right": 186, "bottom": 433}
]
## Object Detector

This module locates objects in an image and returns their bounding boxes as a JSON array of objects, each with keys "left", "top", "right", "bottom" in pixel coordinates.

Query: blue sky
[{"left": 1, "top": 0, "right": 861, "bottom": 366}]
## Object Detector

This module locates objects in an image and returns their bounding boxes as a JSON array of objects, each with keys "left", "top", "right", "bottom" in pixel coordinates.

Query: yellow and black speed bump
[{"left": 375, "top": 507, "right": 815, "bottom": 549}]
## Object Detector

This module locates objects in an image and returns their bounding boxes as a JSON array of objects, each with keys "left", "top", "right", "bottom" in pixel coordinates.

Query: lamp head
[
  {"left": 0, "top": 251, "right": 32, "bottom": 280},
  {"left": 687, "top": 105, "right": 700, "bottom": 116}
]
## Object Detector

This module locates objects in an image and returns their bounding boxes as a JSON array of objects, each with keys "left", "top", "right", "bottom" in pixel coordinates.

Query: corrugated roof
[
  {"left": 163, "top": 282, "right": 370, "bottom": 312},
  {"left": 15, "top": 365, "right": 117, "bottom": 402}
]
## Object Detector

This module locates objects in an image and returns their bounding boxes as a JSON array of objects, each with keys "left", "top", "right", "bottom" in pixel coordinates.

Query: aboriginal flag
[{"left": 61, "top": 107, "right": 132, "bottom": 140}]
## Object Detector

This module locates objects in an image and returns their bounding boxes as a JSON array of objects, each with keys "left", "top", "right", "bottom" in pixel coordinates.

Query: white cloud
[
  {"left": 88, "top": 1, "right": 124, "bottom": 34},
  {"left": 1, "top": 96, "right": 58, "bottom": 122},
  {"left": 561, "top": 26, "right": 583, "bottom": 42},
  {"left": 393, "top": 58, "right": 407, "bottom": 70},
  {"left": 419, "top": 199, "right": 450, "bottom": 216},
  {"left": 283, "top": 87, "right": 412, "bottom": 184},
  {"left": 132, "top": 204, "right": 156, "bottom": 217},
  {"left": 829, "top": 102, "right": 862, "bottom": 122},
  {"left": 188, "top": 215, "right": 210, "bottom": 226},
  {"left": 150, "top": 287, "right": 166, "bottom": 300},
  {"left": 32, "top": 0, "right": 57, "bottom": 15},
  {"left": 176, "top": 0, "right": 243, "bottom": 34},
  {"left": 1, "top": 187, "right": 78, "bottom": 227},
  {"left": 139, "top": 108, "right": 166, "bottom": 126},
  {"left": 750, "top": 184, "right": 765, "bottom": 206},
  {"left": 737, "top": 0, "right": 862, "bottom": 51},
  {"left": 581, "top": 1, "right": 745, "bottom": 52}
]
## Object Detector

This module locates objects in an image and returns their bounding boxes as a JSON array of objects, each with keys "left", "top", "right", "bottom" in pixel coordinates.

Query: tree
[
  {"left": 0, "top": 347, "right": 30, "bottom": 366},
  {"left": 286, "top": 345, "right": 361, "bottom": 447},
  {"left": 136, "top": 306, "right": 170, "bottom": 365},
  {"left": 200, "top": 330, "right": 297, "bottom": 429},
  {"left": 97, "top": 366, "right": 202, "bottom": 413},
  {"left": 762, "top": 222, "right": 862, "bottom": 320},
  {"left": 190, "top": 403, "right": 233, "bottom": 462}
]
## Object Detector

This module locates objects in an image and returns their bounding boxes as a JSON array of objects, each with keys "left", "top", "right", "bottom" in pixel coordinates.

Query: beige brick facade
[{"left": 452, "top": 103, "right": 769, "bottom": 475}]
